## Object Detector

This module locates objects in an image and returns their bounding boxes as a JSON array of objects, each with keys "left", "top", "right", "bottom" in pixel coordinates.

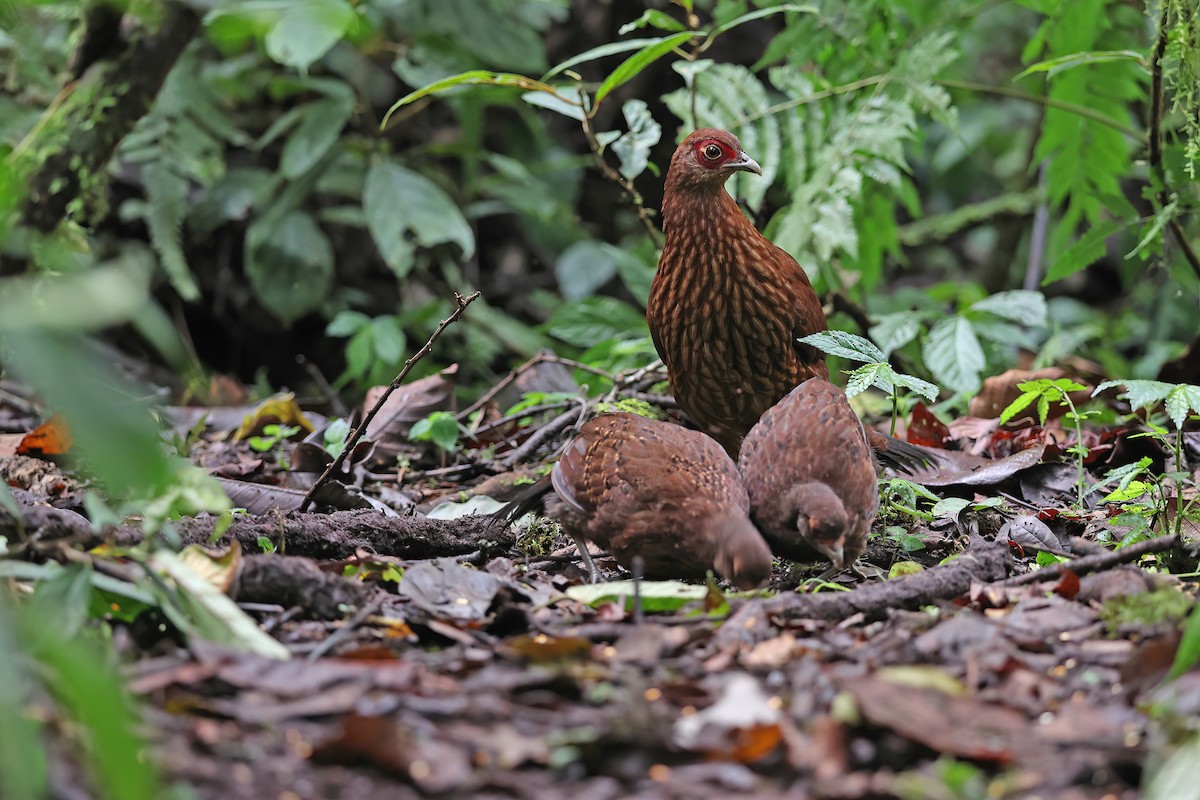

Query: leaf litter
[{"left": 0, "top": 347, "right": 1197, "bottom": 799}]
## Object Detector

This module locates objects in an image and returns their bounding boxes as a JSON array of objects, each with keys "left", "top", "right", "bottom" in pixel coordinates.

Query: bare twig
[
  {"left": 500, "top": 403, "right": 586, "bottom": 468},
  {"left": 1000, "top": 533, "right": 1180, "bottom": 587},
  {"left": 1148, "top": 7, "right": 1200, "bottom": 283},
  {"left": 457, "top": 351, "right": 614, "bottom": 424},
  {"left": 300, "top": 291, "right": 481, "bottom": 512}
]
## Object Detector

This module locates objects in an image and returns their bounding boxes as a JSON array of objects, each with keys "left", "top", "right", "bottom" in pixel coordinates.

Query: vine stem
[{"left": 299, "top": 291, "right": 481, "bottom": 512}]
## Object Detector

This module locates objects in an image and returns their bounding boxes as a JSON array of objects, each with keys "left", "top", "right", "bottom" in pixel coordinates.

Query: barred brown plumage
[
  {"left": 547, "top": 412, "right": 773, "bottom": 589},
  {"left": 647, "top": 128, "right": 929, "bottom": 472},
  {"left": 739, "top": 378, "right": 878, "bottom": 571}
]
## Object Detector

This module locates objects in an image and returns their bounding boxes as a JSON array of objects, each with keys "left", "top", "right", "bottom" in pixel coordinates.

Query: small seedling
[
  {"left": 409, "top": 410, "right": 462, "bottom": 461},
  {"left": 999, "top": 378, "right": 1095, "bottom": 507},
  {"left": 248, "top": 423, "right": 301, "bottom": 453},
  {"left": 800, "top": 331, "right": 939, "bottom": 435}
]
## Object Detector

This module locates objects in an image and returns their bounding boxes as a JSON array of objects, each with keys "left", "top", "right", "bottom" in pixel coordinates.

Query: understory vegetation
[{"left": 1, "top": 0, "right": 1200, "bottom": 797}]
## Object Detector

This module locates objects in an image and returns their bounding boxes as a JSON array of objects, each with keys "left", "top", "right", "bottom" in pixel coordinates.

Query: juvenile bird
[
  {"left": 548, "top": 412, "right": 773, "bottom": 589},
  {"left": 738, "top": 378, "right": 878, "bottom": 572},
  {"left": 646, "top": 128, "right": 927, "bottom": 470}
]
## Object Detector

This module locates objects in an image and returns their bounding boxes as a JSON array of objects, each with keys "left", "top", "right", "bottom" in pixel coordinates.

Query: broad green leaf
[
  {"left": 923, "top": 316, "right": 984, "bottom": 394},
  {"left": 1165, "top": 385, "right": 1200, "bottom": 430},
  {"left": 325, "top": 310, "right": 370, "bottom": 337},
  {"left": 383, "top": 71, "right": 561, "bottom": 128},
  {"left": 1093, "top": 379, "right": 1177, "bottom": 414},
  {"left": 869, "top": 312, "right": 922, "bottom": 356},
  {"left": 555, "top": 240, "right": 620, "bottom": 300},
  {"left": 618, "top": 10, "right": 687, "bottom": 35},
  {"left": 594, "top": 32, "right": 694, "bottom": 106},
  {"left": 0, "top": 260, "right": 152, "bottom": 333},
  {"left": 266, "top": 0, "right": 356, "bottom": 71},
  {"left": 370, "top": 316, "right": 406, "bottom": 363},
  {"left": 709, "top": 3, "right": 817, "bottom": 36},
  {"left": 969, "top": 290, "right": 1047, "bottom": 327},
  {"left": 799, "top": 330, "right": 886, "bottom": 364},
  {"left": 1016, "top": 49, "right": 1146, "bottom": 80},
  {"left": 931, "top": 497, "right": 970, "bottom": 517},
  {"left": 545, "top": 297, "right": 648, "bottom": 347},
  {"left": 1045, "top": 220, "right": 1126, "bottom": 284},
  {"left": 611, "top": 99, "right": 662, "bottom": 179},
  {"left": 409, "top": 411, "right": 460, "bottom": 453},
  {"left": 280, "top": 96, "right": 352, "bottom": 179},
  {"left": 245, "top": 210, "right": 334, "bottom": 324},
  {"left": 363, "top": 160, "right": 474, "bottom": 274}
]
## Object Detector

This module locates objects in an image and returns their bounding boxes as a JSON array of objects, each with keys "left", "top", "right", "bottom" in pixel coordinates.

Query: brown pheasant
[
  {"left": 647, "top": 128, "right": 926, "bottom": 469},
  {"left": 547, "top": 412, "right": 773, "bottom": 589},
  {"left": 738, "top": 378, "right": 878, "bottom": 571}
]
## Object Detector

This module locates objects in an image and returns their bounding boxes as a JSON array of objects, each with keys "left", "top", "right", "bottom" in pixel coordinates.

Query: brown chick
[
  {"left": 738, "top": 379, "right": 878, "bottom": 572},
  {"left": 548, "top": 412, "right": 773, "bottom": 589}
]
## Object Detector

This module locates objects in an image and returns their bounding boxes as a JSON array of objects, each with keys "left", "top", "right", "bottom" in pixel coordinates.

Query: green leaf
[
  {"left": 611, "top": 99, "right": 662, "bottom": 179},
  {"left": 245, "top": 210, "right": 334, "bottom": 324},
  {"left": 618, "top": 9, "right": 687, "bottom": 35},
  {"left": 1165, "top": 385, "right": 1200, "bottom": 430},
  {"left": 923, "top": 316, "right": 985, "bottom": 394},
  {"left": 1169, "top": 603, "right": 1200, "bottom": 682},
  {"left": 594, "top": 32, "right": 694, "bottom": 106},
  {"left": 1094, "top": 379, "right": 1178, "bottom": 414},
  {"left": 543, "top": 38, "right": 670, "bottom": 81},
  {"left": 265, "top": 0, "right": 356, "bottom": 71},
  {"left": 383, "top": 71, "right": 562, "bottom": 128},
  {"left": 325, "top": 310, "right": 370, "bottom": 337},
  {"left": 370, "top": 316, "right": 406, "bottom": 364},
  {"left": 1045, "top": 219, "right": 1126, "bottom": 284},
  {"left": 409, "top": 411, "right": 460, "bottom": 453},
  {"left": 799, "top": 330, "right": 886, "bottom": 364},
  {"left": 891, "top": 371, "right": 940, "bottom": 404},
  {"left": 555, "top": 241, "right": 620, "bottom": 300},
  {"left": 999, "top": 390, "right": 1041, "bottom": 424},
  {"left": 566, "top": 579, "right": 744, "bottom": 611},
  {"left": 545, "top": 297, "right": 648, "bottom": 347},
  {"left": 1016, "top": 49, "right": 1146, "bottom": 80},
  {"left": 845, "top": 362, "right": 889, "bottom": 399},
  {"left": 969, "top": 290, "right": 1047, "bottom": 327},
  {"left": 363, "top": 159, "right": 474, "bottom": 275},
  {"left": 144, "top": 163, "right": 199, "bottom": 301},
  {"left": 709, "top": 3, "right": 817, "bottom": 36},
  {"left": 869, "top": 312, "right": 922, "bottom": 356},
  {"left": 522, "top": 88, "right": 585, "bottom": 121},
  {"left": 280, "top": 97, "right": 352, "bottom": 179}
]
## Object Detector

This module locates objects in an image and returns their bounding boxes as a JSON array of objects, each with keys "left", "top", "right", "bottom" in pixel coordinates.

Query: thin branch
[
  {"left": 1148, "top": 5, "right": 1200, "bottom": 283},
  {"left": 936, "top": 78, "right": 1147, "bottom": 142},
  {"left": 580, "top": 111, "right": 663, "bottom": 246},
  {"left": 300, "top": 291, "right": 481, "bottom": 512},
  {"left": 1000, "top": 533, "right": 1179, "bottom": 586}
]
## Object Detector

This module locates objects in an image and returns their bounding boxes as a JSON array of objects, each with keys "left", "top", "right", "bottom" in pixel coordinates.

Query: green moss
[
  {"left": 1101, "top": 588, "right": 1194, "bottom": 634},
  {"left": 516, "top": 517, "right": 562, "bottom": 557},
  {"left": 595, "top": 397, "right": 664, "bottom": 419}
]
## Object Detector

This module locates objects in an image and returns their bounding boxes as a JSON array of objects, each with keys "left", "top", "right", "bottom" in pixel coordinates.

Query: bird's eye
[{"left": 703, "top": 144, "right": 722, "bottom": 160}]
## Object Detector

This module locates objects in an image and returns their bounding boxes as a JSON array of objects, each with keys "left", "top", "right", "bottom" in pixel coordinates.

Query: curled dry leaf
[{"left": 363, "top": 365, "right": 457, "bottom": 463}]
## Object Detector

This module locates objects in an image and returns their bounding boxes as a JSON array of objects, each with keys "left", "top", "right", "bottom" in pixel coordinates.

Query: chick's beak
[
  {"left": 730, "top": 151, "right": 762, "bottom": 175},
  {"left": 814, "top": 539, "right": 845, "bottom": 570}
]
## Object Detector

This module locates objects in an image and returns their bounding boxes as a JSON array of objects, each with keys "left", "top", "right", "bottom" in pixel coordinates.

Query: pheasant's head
[{"left": 667, "top": 128, "right": 762, "bottom": 193}]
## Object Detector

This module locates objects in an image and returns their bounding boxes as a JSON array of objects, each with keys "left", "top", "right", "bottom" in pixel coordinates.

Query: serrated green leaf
[
  {"left": 1094, "top": 379, "right": 1177, "bottom": 412},
  {"left": 999, "top": 390, "right": 1041, "bottom": 424},
  {"left": 545, "top": 297, "right": 648, "bottom": 347},
  {"left": 845, "top": 362, "right": 889, "bottom": 398},
  {"left": 1045, "top": 219, "right": 1125, "bottom": 284},
  {"left": 891, "top": 371, "right": 940, "bottom": 403},
  {"left": 799, "top": 330, "right": 886, "bottom": 364},
  {"left": 869, "top": 312, "right": 922, "bottom": 356},
  {"left": 595, "top": 32, "right": 693, "bottom": 106},
  {"left": 922, "top": 316, "right": 984, "bottom": 394}
]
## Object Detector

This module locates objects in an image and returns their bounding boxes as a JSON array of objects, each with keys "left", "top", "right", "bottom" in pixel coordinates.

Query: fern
[
  {"left": 1024, "top": 0, "right": 1144, "bottom": 256},
  {"left": 1164, "top": 0, "right": 1200, "bottom": 177}
]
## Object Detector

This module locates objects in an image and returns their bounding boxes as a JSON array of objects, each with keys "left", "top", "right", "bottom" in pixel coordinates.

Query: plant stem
[
  {"left": 1060, "top": 392, "right": 1086, "bottom": 508},
  {"left": 579, "top": 110, "right": 663, "bottom": 246}
]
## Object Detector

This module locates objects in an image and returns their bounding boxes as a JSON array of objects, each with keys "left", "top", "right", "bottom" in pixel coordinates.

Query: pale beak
[
  {"left": 729, "top": 151, "right": 762, "bottom": 175},
  {"left": 815, "top": 540, "right": 845, "bottom": 570}
]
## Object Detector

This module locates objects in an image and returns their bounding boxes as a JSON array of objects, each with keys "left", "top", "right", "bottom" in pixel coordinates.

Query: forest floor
[{"left": 2, "top": 343, "right": 1199, "bottom": 800}]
